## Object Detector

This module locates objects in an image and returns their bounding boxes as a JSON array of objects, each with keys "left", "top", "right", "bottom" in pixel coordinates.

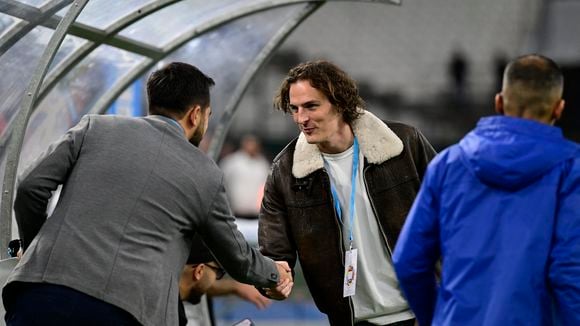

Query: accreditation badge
[{"left": 343, "top": 248, "right": 357, "bottom": 297}]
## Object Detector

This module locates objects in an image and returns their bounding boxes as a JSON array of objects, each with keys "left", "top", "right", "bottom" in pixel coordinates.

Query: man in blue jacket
[{"left": 393, "top": 54, "right": 580, "bottom": 325}]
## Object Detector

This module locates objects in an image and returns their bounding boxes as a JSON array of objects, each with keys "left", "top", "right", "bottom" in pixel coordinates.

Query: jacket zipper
[
  {"left": 363, "top": 165, "right": 393, "bottom": 257},
  {"left": 322, "top": 168, "right": 355, "bottom": 326}
]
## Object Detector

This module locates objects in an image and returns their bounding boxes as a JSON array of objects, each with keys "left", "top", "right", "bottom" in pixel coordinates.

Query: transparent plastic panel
[
  {"left": 0, "top": 26, "right": 53, "bottom": 139},
  {"left": 119, "top": 0, "right": 272, "bottom": 48},
  {"left": 18, "top": 45, "right": 145, "bottom": 169},
  {"left": 0, "top": 24, "right": 52, "bottom": 225},
  {"left": 8, "top": 3, "right": 303, "bottom": 177},
  {"left": 159, "top": 4, "right": 305, "bottom": 145},
  {"left": 0, "top": 14, "right": 20, "bottom": 39},
  {"left": 55, "top": 0, "right": 158, "bottom": 30},
  {"left": 47, "top": 34, "right": 89, "bottom": 73},
  {"left": 105, "top": 78, "right": 147, "bottom": 117}
]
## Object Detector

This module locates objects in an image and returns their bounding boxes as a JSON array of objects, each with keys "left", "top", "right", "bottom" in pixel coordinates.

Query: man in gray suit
[{"left": 2, "top": 62, "right": 292, "bottom": 326}]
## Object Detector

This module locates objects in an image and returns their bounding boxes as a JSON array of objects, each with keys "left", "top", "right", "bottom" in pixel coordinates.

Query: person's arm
[
  {"left": 14, "top": 116, "right": 89, "bottom": 250},
  {"left": 196, "top": 176, "right": 291, "bottom": 292},
  {"left": 549, "top": 157, "right": 580, "bottom": 325},
  {"left": 393, "top": 160, "right": 442, "bottom": 326},
  {"left": 257, "top": 161, "right": 297, "bottom": 300},
  {"left": 207, "top": 278, "right": 272, "bottom": 309}
]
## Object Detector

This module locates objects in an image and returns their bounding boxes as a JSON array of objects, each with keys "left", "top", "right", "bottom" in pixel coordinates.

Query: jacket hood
[
  {"left": 459, "top": 116, "right": 578, "bottom": 190},
  {"left": 292, "top": 110, "right": 403, "bottom": 178}
]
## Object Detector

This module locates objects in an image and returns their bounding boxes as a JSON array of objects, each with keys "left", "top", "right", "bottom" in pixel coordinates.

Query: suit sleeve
[
  {"left": 393, "top": 159, "right": 441, "bottom": 326},
  {"left": 197, "top": 176, "right": 279, "bottom": 288},
  {"left": 14, "top": 115, "right": 89, "bottom": 250},
  {"left": 549, "top": 157, "right": 580, "bottom": 325}
]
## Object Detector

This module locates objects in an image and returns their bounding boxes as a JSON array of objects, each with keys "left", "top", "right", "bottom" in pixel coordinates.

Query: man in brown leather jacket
[{"left": 259, "top": 60, "right": 436, "bottom": 326}]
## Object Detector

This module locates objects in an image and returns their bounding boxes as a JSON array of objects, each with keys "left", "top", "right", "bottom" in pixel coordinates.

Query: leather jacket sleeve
[{"left": 258, "top": 160, "right": 298, "bottom": 271}]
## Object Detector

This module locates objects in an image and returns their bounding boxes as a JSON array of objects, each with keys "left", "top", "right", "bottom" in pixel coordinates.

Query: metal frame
[
  {"left": 13, "top": 1, "right": 175, "bottom": 57},
  {"left": 31, "top": 0, "right": 400, "bottom": 110},
  {"left": 88, "top": 1, "right": 325, "bottom": 117},
  {"left": 0, "top": 0, "right": 179, "bottom": 162},
  {"left": 37, "top": 0, "right": 180, "bottom": 103},
  {"left": 90, "top": 1, "right": 321, "bottom": 134},
  {"left": 0, "top": 0, "right": 89, "bottom": 259},
  {"left": 2, "top": 0, "right": 400, "bottom": 130},
  {"left": 87, "top": 0, "right": 400, "bottom": 117},
  {"left": 0, "top": 0, "right": 256, "bottom": 170},
  {"left": 0, "top": 0, "right": 73, "bottom": 57}
]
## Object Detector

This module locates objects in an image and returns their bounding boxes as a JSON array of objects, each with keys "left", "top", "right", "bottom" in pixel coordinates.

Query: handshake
[{"left": 263, "top": 261, "right": 294, "bottom": 300}]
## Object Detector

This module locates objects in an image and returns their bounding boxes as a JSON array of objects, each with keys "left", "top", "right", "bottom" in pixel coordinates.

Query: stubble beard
[{"left": 189, "top": 126, "right": 204, "bottom": 147}]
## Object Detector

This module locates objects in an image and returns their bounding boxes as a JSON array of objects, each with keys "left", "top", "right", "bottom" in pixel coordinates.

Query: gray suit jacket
[{"left": 3, "top": 115, "right": 278, "bottom": 326}]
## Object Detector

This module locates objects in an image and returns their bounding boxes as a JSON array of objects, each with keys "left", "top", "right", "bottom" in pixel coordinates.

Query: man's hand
[{"left": 264, "top": 261, "right": 293, "bottom": 300}]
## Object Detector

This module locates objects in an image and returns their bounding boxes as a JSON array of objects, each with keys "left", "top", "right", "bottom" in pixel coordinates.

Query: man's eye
[{"left": 289, "top": 106, "right": 298, "bottom": 113}]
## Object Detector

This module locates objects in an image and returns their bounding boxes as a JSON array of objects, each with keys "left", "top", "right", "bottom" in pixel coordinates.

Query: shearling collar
[{"left": 292, "top": 110, "right": 404, "bottom": 178}]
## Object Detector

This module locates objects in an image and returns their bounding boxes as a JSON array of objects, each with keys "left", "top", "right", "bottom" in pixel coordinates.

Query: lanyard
[{"left": 328, "top": 136, "right": 359, "bottom": 248}]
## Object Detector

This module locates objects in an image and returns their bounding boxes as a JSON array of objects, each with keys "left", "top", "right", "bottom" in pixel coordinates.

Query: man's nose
[{"left": 294, "top": 107, "right": 308, "bottom": 124}]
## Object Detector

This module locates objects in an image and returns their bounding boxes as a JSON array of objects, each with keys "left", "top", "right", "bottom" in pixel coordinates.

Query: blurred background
[{"left": 1, "top": 0, "right": 579, "bottom": 325}]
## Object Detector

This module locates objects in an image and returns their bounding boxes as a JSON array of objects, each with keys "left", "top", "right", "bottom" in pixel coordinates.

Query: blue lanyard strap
[{"left": 329, "top": 136, "right": 359, "bottom": 245}]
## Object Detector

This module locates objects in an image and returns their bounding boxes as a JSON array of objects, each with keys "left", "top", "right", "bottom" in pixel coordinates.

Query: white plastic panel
[{"left": 46, "top": 34, "right": 89, "bottom": 73}]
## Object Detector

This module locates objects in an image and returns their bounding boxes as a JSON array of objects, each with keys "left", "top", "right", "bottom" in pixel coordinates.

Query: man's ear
[
  {"left": 188, "top": 105, "right": 202, "bottom": 129},
  {"left": 192, "top": 264, "right": 204, "bottom": 282},
  {"left": 494, "top": 93, "right": 504, "bottom": 115},
  {"left": 552, "top": 99, "right": 565, "bottom": 122}
]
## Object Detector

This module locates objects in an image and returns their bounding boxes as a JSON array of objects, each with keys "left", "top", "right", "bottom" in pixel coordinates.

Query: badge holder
[{"left": 343, "top": 243, "right": 357, "bottom": 297}]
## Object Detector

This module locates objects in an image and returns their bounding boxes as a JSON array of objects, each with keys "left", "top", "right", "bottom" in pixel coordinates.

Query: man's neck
[
  {"left": 317, "top": 124, "right": 354, "bottom": 154},
  {"left": 505, "top": 111, "right": 553, "bottom": 125}
]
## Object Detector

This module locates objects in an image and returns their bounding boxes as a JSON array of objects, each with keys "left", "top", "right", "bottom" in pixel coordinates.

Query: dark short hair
[
  {"left": 147, "top": 62, "right": 215, "bottom": 118},
  {"left": 274, "top": 60, "right": 364, "bottom": 125},
  {"left": 502, "top": 54, "right": 563, "bottom": 116},
  {"left": 504, "top": 54, "right": 563, "bottom": 94}
]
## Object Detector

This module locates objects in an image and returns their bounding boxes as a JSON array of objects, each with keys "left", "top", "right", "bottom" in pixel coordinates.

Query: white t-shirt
[
  {"left": 183, "top": 296, "right": 212, "bottom": 326},
  {"left": 322, "top": 144, "right": 414, "bottom": 324}
]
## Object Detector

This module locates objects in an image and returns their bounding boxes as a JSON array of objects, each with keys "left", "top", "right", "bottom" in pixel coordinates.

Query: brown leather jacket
[{"left": 258, "top": 112, "right": 436, "bottom": 325}]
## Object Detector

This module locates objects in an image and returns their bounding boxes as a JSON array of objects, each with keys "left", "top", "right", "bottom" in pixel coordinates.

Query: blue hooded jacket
[{"left": 393, "top": 116, "right": 580, "bottom": 325}]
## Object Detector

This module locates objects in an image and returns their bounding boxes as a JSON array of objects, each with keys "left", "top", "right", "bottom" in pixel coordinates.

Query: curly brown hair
[{"left": 273, "top": 60, "right": 365, "bottom": 125}]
